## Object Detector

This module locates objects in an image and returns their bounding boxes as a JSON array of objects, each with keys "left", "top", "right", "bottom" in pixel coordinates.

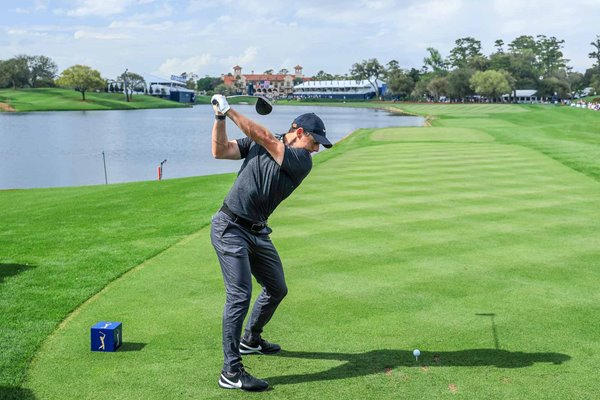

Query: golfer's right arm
[{"left": 226, "top": 108, "right": 285, "bottom": 165}]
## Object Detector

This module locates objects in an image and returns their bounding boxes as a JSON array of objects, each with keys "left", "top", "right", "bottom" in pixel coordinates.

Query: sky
[{"left": 2, "top": 0, "right": 599, "bottom": 80}]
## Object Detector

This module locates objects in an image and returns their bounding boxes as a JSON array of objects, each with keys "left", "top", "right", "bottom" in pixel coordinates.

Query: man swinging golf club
[{"left": 209, "top": 94, "right": 332, "bottom": 391}]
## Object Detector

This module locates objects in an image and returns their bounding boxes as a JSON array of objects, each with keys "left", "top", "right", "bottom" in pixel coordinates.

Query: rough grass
[
  {"left": 1, "top": 104, "right": 599, "bottom": 399},
  {"left": 0, "top": 175, "right": 234, "bottom": 389},
  {"left": 0, "top": 88, "right": 189, "bottom": 112}
]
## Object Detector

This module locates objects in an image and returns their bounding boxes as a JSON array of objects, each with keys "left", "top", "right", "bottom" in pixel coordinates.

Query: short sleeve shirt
[{"left": 223, "top": 136, "right": 313, "bottom": 223}]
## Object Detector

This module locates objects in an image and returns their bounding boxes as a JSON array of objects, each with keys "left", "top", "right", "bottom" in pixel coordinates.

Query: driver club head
[{"left": 255, "top": 96, "right": 273, "bottom": 115}]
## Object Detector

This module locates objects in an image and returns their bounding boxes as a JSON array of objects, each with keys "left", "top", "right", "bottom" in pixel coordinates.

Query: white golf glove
[{"left": 211, "top": 94, "right": 230, "bottom": 115}]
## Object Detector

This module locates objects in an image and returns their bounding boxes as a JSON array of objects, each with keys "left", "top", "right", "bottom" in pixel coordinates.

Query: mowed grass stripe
[
  {"left": 398, "top": 103, "right": 529, "bottom": 116},
  {"left": 372, "top": 126, "right": 494, "bottom": 142}
]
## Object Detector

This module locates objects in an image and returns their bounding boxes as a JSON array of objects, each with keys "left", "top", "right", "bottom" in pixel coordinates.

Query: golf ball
[{"left": 413, "top": 349, "right": 421, "bottom": 357}]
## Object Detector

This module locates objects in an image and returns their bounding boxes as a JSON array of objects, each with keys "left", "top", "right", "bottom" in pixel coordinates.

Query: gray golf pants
[{"left": 210, "top": 211, "right": 288, "bottom": 372}]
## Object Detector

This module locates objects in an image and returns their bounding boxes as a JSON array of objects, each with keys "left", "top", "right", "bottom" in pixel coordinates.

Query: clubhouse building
[{"left": 222, "top": 65, "right": 309, "bottom": 97}]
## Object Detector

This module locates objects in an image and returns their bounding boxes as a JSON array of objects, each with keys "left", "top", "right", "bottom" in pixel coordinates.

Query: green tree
[
  {"left": 314, "top": 70, "right": 334, "bottom": 81},
  {"left": 423, "top": 47, "right": 448, "bottom": 75},
  {"left": 56, "top": 65, "right": 105, "bottom": 101},
  {"left": 589, "top": 35, "right": 600, "bottom": 73},
  {"left": 196, "top": 76, "right": 223, "bottom": 93},
  {"left": 426, "top": 76, "right": 449, "bottom": 101},
  {"left": 559, "top": 67, "right": 584, "bottom": 98},
  {"left": 386, "top": 60, "right": 401, "bottom": 75},
  {"left": 489, "top": 51, "right": 511, "bottom": 71},
  {"left": 350, "top": 58, "right": 385, "bottom": 98},
  {"left": 407, "top": 68, "right": 422, "bottom": 83},
  {"left": 411, "top": 72, "right": 434, "bottom": 99},
  {"left": 264, "top": 69, "right": 273, "bottom": 75},
  {"left": 449, "top": 37, "right": 483, "bottom": 68},
  {"left": 213, "top": 83, "right": 234, "bottom": 96},
  {"left": 0, "top": 56, "right": 30, "bottom": 89},
  {"left": 386, "top": 67, "right": 415, "bottom": 99},
  {"left": 508, "top": 35, "right": 538, "bottom": 54},
  {"left": 119, "top": 71, "right": 145, "bottom": 101},
  {"left": 538, "top": 75, "right": 569, "bottom": 98},
  {"left": 536, "top": 35, "right": 567, "bottom": 77},
  {"left": 446, "top": 68, "right": 475, "bottom": 100},
  {"left": 28, "top": 55, "right": 57, "bottom": 87},
  {"left": 507, "top": 34, "right": 567, "bottom": 79},
  {"left": 494, "top": 39, "right": 505, "bottom": 54},
  {"left": 590, "top": 75, "right": 600, "bottom": 95},
  {"left": 469, "top": 70, "right": 511, "bottom": 101}
]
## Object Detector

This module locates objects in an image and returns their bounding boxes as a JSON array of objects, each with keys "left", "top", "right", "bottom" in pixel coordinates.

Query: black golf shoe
[
  {"left": 218, "top": 366, "right": 269, "bottom": 392},
  {"left": 240, "top": 336, "right": 281, "bottom": 355}
]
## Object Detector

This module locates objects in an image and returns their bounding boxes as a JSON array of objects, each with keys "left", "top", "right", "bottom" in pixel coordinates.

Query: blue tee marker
[{"left": 91, "top": 322, "right": 122, "bottom": 352}]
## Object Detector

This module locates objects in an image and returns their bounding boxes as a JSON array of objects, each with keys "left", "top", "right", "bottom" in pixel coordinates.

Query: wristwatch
[{"left": 215, "top": 114, "right": 226, "bottom": 120}]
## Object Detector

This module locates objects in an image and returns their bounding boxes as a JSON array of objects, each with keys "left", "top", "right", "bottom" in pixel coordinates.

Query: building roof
[{"left": 294, "top": 79, "right": 385, "bottom": 89}]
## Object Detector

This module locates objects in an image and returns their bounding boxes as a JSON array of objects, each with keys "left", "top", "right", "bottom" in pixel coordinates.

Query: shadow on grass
[
  {"left": 119, "top": 342, "right": 147, "bottom": 352},
  {"left": 266, "top": 348, "right": 571, "bottom": 386},
  {"left": 0, "top": 264, "right": 35, "bottom": 284},
  {"left": 0, "top": 386, "right": 37, "bottom": 400}
]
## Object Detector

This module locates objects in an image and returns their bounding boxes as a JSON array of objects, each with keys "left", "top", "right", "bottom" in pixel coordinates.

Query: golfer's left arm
[
  {"left": 211, "top": 118, "right": 241, "bottom": 160},
  {"left": 226, "top": 108, "right": 284, "bottom": 165}
]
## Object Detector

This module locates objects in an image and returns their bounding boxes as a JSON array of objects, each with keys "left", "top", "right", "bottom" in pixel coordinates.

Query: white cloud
[
  {"left": 61, "top": 0, "right": 132, "bottom": 17},
  {"left": 156, "top": 47, "right": 260, "bottom": 77},
  {"left": 108, "top": 20, "right": 173, "bottom": 31},
  {"left": 7, "top": 29, "right": 28, "bottom": 35},
  {"left": 13, "top": 0, "right": 48, "bottom": 14},
  {"left": 221, "top": 47, "right": 259, "bottom": 68},
  {"left": 157, "top": 54, "right": 215, "bottom": 76},
  {"left": 74, "top": 30, "right": 132, "bottom": 40}
]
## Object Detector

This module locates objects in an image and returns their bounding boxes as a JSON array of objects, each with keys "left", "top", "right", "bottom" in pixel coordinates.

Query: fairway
[
  {"left": 22, "top": 123, "right": 599, "bottom": 399},
  {"left": 0, "top": 88, "right": 188, "bottom": 112}
]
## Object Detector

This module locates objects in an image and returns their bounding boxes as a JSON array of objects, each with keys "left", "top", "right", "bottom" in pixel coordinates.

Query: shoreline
[{"left": 0, "top": 102, "right": 16, "bottom": 112}]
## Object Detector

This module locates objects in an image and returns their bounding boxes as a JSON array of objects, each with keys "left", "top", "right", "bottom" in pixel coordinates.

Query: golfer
[{"left": 209, "top": 94, "right": 332, "bottom": 391}]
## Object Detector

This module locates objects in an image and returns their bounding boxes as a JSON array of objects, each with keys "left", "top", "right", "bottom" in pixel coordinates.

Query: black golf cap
[{"left": 291, "top": 113, "right": 332, "bottom": 148}]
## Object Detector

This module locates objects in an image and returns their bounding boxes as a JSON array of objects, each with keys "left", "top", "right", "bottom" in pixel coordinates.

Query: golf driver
[{"left": 212, "top": 95, "right": 273, "bottom": 115}]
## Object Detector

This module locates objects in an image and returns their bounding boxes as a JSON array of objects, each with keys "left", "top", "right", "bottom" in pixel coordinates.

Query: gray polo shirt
[{"left": 223, "top": 136, "right": 312, "bottom": 223}]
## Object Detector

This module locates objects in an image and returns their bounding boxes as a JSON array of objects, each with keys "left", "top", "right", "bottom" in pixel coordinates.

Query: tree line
[
  {"left": 346, "top": 35, "right": 600, "bottom": 101},
  {"left": 0, "top": 55, "right": 150, "bottom": 101},
  {"left": 2, "top": 34, "right": 599, "bottom": 102}
]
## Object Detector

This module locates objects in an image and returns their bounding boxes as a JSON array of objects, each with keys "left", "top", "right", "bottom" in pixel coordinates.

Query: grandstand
[{"left": 292, "top": 79, "right": 386, "bottom": 99}]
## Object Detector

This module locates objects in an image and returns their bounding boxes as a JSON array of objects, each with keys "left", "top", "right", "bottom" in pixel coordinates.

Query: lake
[{"left": 0, "top": 104, "right": 424, "bottom": 189}]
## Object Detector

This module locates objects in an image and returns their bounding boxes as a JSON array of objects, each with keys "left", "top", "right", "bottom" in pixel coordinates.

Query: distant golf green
[
  {"left": 0, "top": 88, "right": 188, "bottom": 112},
  {"left": 1, "top": 104, "right": 599, "bottom": 399}
]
